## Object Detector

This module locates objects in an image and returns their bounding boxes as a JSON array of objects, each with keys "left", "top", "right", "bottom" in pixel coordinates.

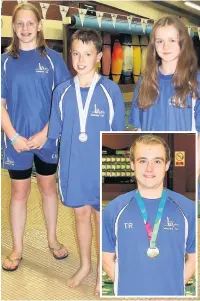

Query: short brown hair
[
  {"left": 130, "top": 134, "right": 171, "bottom": 163},
  {"left": 71, "top": 29, "right": 102, "bottom": 53}
]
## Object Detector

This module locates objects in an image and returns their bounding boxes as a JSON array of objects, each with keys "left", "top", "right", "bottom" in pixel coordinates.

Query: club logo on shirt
[
  {"left": 4, "top": 157, "right": 14, "bottom": 166},
  {"left": 124, "top": 222, "right": 133, "bottom": 229},
  {"left": 164, "top": 217, "right": 179, "bottom": 231},
  {"left": 35, "top": 63, "right": 49, "bottom": 74},
  {"left": 91, "top": 104, "right": 105, "bottom": 118}
]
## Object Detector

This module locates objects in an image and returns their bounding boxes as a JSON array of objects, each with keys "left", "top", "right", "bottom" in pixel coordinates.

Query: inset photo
[{"left": 101, "top": 132, "right": 197, "bottom": 298}]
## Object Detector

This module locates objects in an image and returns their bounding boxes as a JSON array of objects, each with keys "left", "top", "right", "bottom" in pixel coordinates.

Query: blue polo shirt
[
  {"left": 48, "top": 76, "right": 125, "bottom": 209},
  {"left": 102, "top": 189, "right": 196, "bottom": 296},
  {"left": 1, "top": 47, "right": 71, "bottom": 138},
  {"left": 129, "top": 72, "right": 200, "bottom": 131},
  {"left": 1, "top": 47, "right": 71, "bottom": 169}
]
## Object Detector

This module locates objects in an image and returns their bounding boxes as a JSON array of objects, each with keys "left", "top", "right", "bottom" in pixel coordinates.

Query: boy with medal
[
  {"left": 48, "top": 29, "right": 125, "bottom": 295},
  {"left": 102, "top": 134, "right": 196, "bottom": 296}
]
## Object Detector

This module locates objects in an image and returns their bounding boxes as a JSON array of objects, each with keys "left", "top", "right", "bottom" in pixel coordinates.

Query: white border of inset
[{"left": 100, "top": 130, "right": 198, "bottom": 299}]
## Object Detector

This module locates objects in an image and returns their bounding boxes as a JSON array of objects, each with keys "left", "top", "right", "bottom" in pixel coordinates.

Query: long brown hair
[
  {"left": 6, "top": 3, "right": 46, "bottom": 58},
  {"left": 138, "top": 16, "right": 199, "bottom": 109}
]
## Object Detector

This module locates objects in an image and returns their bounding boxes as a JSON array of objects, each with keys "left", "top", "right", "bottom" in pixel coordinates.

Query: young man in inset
[{"left": 102, "top": 134, "right": 196, "bottom": 296}]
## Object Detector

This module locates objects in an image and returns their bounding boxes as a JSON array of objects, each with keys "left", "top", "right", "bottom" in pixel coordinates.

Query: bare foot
[
  {"left": 67, "top": 265, "right": 91, "bottom": 287},
  {"left": 94, "top": 269, "right": 100, "bottom": 296}
]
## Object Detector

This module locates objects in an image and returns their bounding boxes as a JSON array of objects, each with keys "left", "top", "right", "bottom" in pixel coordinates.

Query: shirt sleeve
[
  {"left": 129, "top": 77, "right": 143, "bottom": 128},
  {"left": 195, "top": 74, "right": 200, "bottom": 132},
  {"left": 195, "top": 100, "right": 200, "bottom": 132},
  {"left": 1, "top": 57, "right": 8, "bottom": 100},
  {"left": 186, "top": 203, "right": 196, "bottom": 254},
  {"left": 111, "top": 85, "right": 125, "bottom": 131},
  {"left": 102, "top": 204, "right": 116, "bottom": 253},
  {"left": 48, "top": 87, "right": 63, "bottom": 139},
  {"left": 53, "top": 52, "right": 71, "bottom": 88}
]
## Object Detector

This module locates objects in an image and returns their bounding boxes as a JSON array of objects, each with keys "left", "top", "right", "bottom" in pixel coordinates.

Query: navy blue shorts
[
  {"left": 8, "top": 155, "right": 58, "bottom": 180},
  {"left": 3, "top": 138, "right": 58, "bottom": 172}
]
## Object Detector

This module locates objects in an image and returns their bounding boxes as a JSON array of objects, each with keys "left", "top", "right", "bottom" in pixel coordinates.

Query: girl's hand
[
  {"left": 12, "top": 136, "right": 30, "bottom": 152},
  {"left": 27, "top": 132, "right": 47, "bottom": 149}
]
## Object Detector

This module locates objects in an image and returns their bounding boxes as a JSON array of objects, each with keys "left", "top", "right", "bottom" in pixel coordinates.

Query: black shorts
[{"left": 8, "top": 155, "right": 58, "bottom": 180}]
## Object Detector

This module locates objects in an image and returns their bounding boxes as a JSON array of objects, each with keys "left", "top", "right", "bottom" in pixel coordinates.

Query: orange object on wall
[{"left": 111, "top": 39, "right": 123, "bottom": 84}]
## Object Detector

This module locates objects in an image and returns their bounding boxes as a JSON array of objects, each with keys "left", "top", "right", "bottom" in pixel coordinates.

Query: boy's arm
[
  {"left": 184, "top": 253, "right": 196, "bottom": 284},
  {"left": 102, "top": 252, "right": 115, "bottom": 282}
]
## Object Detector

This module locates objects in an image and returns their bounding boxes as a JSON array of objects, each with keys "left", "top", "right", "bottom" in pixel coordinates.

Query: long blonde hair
[
  {"left": 138, "top": 16, "right": 198, "bottom": 109},
  {"left": 6, "top": 3, "right": 46, "bottom": 58}
]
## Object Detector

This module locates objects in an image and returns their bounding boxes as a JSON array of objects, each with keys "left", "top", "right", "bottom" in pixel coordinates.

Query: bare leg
[
  {"left": 36, "top": 173, "right": 67, "bottom": 258},
  {"left": 67, "top": 205, "right": 92, "bottom": 287},
  {"left": 92, "top": 208, "right": 100, "bottom": 296},
  {"left": 2, "top": 178, "right": 31, "bottom": 269}
]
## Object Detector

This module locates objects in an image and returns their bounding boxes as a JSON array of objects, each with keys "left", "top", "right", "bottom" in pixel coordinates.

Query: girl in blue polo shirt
[
  {"left": 1, "top": 3, "right": 71, "bottom": 271},
  {"left": 129, "top": 16, "right": 200, "bottom": 131}
]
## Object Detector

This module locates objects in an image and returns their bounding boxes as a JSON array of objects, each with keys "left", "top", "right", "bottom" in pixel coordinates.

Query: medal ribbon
[
  {"left": 74, "top": 72, "right": 98, "bottom": 136},
  {"left": 136, "top": 189, "right": 167, "bottom": 249}
]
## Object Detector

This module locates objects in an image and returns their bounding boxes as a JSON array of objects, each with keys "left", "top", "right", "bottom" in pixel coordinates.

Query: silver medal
[
  {"left": 79, "top": 132, "right": 88, "bottom": 142},
  {"left": 147, "top": 247, "right": 159, "bottom": 258},
  {"left": 74, "top": 73, "right": 98, "bottom": 145}
]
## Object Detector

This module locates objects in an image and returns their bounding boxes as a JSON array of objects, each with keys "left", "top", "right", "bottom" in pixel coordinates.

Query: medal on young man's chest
[{"left": 147, "top": 247, "right": 160, "bottom": 258}]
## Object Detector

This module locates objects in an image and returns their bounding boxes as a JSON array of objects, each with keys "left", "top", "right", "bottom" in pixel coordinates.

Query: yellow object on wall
[
  {"left": 140, "top": 35, "right": 149, "bottom": 75},
  {"left": 132, "top": 36, "right": 141, "bottom": 84}
]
